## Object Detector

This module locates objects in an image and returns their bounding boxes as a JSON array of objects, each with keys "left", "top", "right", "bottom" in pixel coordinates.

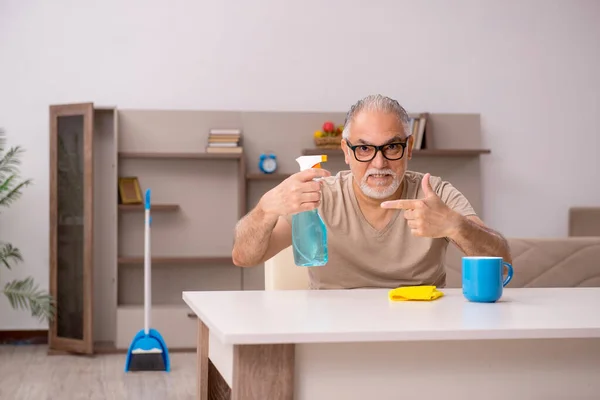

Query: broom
[{"left": 125, "top": 188, "right": 171, "bottom": 372}]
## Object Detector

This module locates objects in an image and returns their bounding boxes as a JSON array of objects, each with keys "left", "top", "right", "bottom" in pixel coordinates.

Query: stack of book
[
  {"left": 408, "top": 113, "right": 428, "bottom": 150},
  {"left": 206, "top": 128, "right": 242, "bottom": 153}
]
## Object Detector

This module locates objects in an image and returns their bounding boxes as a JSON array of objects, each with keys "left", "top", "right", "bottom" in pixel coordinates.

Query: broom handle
[{"left": 144, "top": 190, "right": 151, "bottom": 335}]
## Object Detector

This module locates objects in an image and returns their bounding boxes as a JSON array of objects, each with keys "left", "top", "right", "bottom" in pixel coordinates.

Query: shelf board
[
  {"left": 246, "top": 173, "right": 291, "bottom": 180},
  {"left": 301, "top": 148, "right": 491, "bottom": 157},
  {"left": 118, "top": 204, "right": 180, "bottom": 211},
  {"left": 118, "top": 256, "right": 233, "bottom": 265},
  {"left": 118, "top": 151, "right": 242, "bottom": 160}
]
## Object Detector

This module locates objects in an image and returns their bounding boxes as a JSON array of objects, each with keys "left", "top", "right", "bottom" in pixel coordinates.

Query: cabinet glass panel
[{"left": 56, "top": 114, "right": 85, "bottom": 340}]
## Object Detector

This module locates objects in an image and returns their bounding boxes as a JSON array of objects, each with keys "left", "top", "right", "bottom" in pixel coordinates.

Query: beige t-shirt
[{"left": 285, "top": 170, "right": 476, "bottom": 289}]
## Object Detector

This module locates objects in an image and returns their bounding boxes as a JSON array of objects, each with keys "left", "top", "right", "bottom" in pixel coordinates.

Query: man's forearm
[
  {"left": 447, "top": 214, "right": 512, "bottom": 264},
  {"left": 231, "top": 204, "right": 279, "bottom": 267}
]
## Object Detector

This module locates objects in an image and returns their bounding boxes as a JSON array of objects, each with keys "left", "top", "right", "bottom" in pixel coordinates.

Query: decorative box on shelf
[
  {"left": 314, "top": 121, "right": 343, "bottom": 149},
  {"left": 314, "top": 136, "right": 342, "bottom": 149}
]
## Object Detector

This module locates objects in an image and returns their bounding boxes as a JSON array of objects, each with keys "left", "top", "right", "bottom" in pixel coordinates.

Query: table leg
[
  {"left": 208, "top": 359, "right": 231, "bottom": 399},
  {"left": 231, "top": 343, "right": 295, "bottom": 400},
  {"left": 197, "top": 319, "right": 209, "bottom": 400}
]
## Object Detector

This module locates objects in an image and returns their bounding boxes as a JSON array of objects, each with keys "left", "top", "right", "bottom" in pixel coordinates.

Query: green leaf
[
  {"left": 2, "top": 277, "right": 56, "bottom": 322},
  {"left": 0, "top": 178, "right": 31, "bottom": 208},
  {"left": 0, "top": 137, "right": 55, "bottom": 323},
  {"left": 0, "top": 242, "right": 23, "bottom": 270},
  {"left": 0, "top": 145, "right": 26, "bottom": 181}
]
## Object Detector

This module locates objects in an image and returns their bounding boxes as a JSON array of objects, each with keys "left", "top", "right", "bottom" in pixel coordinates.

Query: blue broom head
[{"left": 125, "top": 328, "right": 171, "bottom": 372}]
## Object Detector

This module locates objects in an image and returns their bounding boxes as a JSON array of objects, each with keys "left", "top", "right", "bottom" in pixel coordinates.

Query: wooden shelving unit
[
  {"left": 118, "top": 150, "right": 247, "bottom": 222},
  {"left": 47, "top": 104, "right": 492, "bottom": 354},
  {"left": 118, "top": 204, "right": 180, "bottom": 211},
  {"left": 118, "top": 151, "right": 242, "bottom": 160},
  {"left": 114, "top": 142, "right": 247, "bottom": 351},
  {"left": 117, "top": 256, "right": 232, "bottom": 264},
  {"left": 301, "top": 148, "right": 491, "bottom": 157}
]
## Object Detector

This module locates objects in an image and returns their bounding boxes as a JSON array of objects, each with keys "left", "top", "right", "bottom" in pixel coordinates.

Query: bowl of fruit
[{"left": 314, "top": 121, "right": 343, "bottom": 149}]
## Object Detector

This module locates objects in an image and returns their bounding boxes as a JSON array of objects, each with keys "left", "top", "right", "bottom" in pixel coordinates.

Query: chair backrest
[
  {"left": 264, "top": 238, "right": 600, "bottom": 290},
  {"left": 264, "top": 245, "right": 309, "bottom": 290}
]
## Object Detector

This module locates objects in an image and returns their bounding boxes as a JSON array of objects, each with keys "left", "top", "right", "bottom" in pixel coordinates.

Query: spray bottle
[{"left": 292, "top": 155, "right": 328, "bottom": 267}]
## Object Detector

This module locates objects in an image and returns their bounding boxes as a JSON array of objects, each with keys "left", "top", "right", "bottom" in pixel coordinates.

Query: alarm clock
[{"left": 259, "top": 152, "right": 278, "bottom": 174}]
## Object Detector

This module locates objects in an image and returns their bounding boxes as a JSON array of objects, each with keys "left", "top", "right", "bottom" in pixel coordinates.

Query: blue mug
[{"left": 462, "top": 256, "right": 513, "bottom": 302}]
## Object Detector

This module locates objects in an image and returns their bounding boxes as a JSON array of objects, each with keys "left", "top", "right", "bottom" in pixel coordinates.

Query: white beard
[{"left": 359, "top": 168, "right": 402, "bottom": 199}]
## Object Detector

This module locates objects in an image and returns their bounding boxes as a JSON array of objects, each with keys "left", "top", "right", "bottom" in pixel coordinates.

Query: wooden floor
[{"left": 0, "top": 345, "right": 197, "bottom": 399}]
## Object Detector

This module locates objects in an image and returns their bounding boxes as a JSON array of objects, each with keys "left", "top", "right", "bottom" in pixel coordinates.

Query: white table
[{"left": 183, "top": 287, "right": 600, "bottom": 400}]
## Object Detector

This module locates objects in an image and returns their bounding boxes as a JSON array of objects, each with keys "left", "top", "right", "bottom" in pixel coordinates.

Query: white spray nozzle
[{"left": 296, "top": 155, "right": 328, "bottom": 171}]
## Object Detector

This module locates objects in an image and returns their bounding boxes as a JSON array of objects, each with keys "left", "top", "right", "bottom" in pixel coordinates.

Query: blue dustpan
[
  {"left": 124, "top": 189, "right": 171, "bottom": 372},
  {"left": 125, "top": 328, "right": 170, "bottom": 371}
]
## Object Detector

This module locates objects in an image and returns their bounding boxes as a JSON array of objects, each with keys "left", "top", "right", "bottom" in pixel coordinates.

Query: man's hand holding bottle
[{"left": 259, "top": 168, "right": 331, "bottom": 218}]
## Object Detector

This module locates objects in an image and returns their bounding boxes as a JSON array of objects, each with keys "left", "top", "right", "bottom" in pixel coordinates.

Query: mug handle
[{"left": 502, "top": 262, "right": 513, "bottom": 287}]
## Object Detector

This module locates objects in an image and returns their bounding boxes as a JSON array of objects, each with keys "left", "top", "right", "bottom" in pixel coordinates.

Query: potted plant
[{"left": 0, "top": 130, "right": 55, "bottom": 323}]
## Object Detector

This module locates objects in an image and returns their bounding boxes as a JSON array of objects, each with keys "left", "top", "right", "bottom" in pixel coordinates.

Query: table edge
[
  {"left": 183, "top": 293, "right": 229, "bottom": 344},
  {"left": 182, "top": 290, "right": 600, "bottom": 345},
  {"left": 180, "top": 301, "right": 600, "bottom": 346}
]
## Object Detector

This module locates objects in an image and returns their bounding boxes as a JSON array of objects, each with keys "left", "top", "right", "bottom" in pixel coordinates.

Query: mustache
[{"left": 365, "top": 168, "right": 396, "bottom": 177}]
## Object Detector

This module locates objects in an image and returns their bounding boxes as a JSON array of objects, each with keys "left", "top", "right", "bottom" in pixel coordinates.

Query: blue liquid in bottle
[{"left": 292, "top": 209, "right": 328, "bottom": 266}]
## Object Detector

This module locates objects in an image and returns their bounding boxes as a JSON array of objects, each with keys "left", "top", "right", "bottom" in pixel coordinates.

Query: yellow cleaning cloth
[{"left": 388, "top": 285, "right": 444, "bottom": 301}]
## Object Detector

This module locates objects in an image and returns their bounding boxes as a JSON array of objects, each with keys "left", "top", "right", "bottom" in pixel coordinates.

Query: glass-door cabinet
[{"left": 49, "top": 103, "right": 95, "bottom": 354}]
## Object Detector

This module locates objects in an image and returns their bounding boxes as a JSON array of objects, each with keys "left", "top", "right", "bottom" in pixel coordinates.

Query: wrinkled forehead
[{"left": 350, "top": 134, "right": 407, "bottom": 146}]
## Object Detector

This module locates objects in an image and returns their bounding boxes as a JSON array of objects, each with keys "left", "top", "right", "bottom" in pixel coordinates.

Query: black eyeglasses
[{"left": 345, "top": 138, "right": 410, "bottom": 162}]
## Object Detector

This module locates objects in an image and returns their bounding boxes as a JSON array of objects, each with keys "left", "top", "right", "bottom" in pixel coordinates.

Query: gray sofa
[
  {"left": 264, "top": 237, "right": 600, "bottom": 291},
  {"left": 444, "top": 237, "right": 600, "bottom": 288}
]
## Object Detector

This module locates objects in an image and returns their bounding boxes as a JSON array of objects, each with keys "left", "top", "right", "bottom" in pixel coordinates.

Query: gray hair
[{"left": 341, "top": 94, "right": 410, "bottom": 139}]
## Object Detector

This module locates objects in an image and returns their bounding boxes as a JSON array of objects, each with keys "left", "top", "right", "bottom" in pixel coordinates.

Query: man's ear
[
  {"left": 406, "top": 135, "right": 414, "bottom": 160},
  {"left": 340, "top": 138, "right": 350, "bottom": 165}
]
